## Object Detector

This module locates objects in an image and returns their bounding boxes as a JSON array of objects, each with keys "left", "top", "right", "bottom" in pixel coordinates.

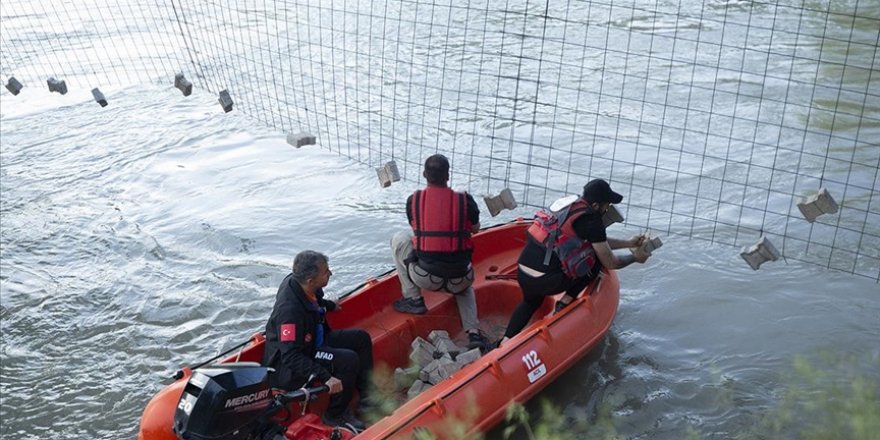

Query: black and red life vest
[
  {"left": 526, "top": 196, "right": 597, "bottom": 278},
  {"left": 409, "top": 186, "right": 474, "bottom": 254}
]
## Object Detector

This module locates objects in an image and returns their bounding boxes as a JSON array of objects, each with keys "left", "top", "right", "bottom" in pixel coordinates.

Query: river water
[
  {"left": 2, "top": 83, "right": 878, "bottom": 440},
  {"left": 1, "top": 1, "right": 879, "bottom": 439}
]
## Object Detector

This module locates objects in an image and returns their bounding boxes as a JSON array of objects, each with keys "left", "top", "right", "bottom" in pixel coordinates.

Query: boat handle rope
[
  {"left": 172, "top": 334, "right": 263, "bottom": 380},
  {"left": 485, "top": 273, "right": 517, "bottom": 280},
  {"left": 234, "top": 343, "right": 245, "bottom": 363},
  {"left": 299, "top": 387, "right": 311, "bottom": 415}
]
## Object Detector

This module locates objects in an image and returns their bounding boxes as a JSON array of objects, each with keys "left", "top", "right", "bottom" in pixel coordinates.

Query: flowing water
[
  {"left": 2, "top": 83, "right": 878, "bottom": 440},
  {"left": 1, "top": 3, "right": 879, "bottom": 439}
]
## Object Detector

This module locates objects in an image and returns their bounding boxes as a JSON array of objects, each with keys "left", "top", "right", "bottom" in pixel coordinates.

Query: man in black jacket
[{"left": 263, "top": 250, "right": 373, "bottom": 431}]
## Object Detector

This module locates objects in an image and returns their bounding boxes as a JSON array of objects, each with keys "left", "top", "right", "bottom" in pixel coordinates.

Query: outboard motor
[{"left": 172, "top": 364, "right": 274, "bottom": 440}]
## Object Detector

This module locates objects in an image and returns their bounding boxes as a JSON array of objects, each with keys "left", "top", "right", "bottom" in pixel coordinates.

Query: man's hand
[
  {"left": 631, "top": 246, "right": 650, "bottom": 263},
  {"left": 628, "top": 234, "right": 647, "bottom": 249},
  {"left": 326, "top": 376, "right": 343, "bottom": 394}
]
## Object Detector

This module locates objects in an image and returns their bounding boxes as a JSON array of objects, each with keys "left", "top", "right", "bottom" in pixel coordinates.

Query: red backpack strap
[{"left": 410, "top": 190, "right": 423, "bottom": 250}]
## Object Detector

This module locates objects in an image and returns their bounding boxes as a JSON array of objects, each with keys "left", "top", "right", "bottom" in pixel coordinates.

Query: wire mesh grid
[{"left": 1, "top": 0, "right": 877, "bottom": 280}]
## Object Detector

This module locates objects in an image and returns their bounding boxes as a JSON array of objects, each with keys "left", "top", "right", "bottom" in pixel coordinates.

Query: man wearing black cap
[
  {"left": 499, "top": 178, "right": 650, "bottom": 343},
  {"left": 389, "top": 154, "right": 490, "bottom": 351}
]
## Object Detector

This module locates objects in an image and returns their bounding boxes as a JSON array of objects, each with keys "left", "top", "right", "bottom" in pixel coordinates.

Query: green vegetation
[
  {"left": 752, "top": 353, "right": 880, "bottom": 440},
  {"left": 364, "top": 352, "right": 878, "bottom": 439},
  {"left": 503, "top": 400, "right": 617, "bottom": 440}
]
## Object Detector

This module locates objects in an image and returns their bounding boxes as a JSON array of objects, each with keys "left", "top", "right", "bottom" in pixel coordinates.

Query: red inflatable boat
[{"left": 138, "top": 220, "right": 620, "bottom": 440}]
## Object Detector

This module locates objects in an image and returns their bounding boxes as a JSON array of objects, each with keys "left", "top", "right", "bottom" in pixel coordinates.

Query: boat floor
[{"left": 351, "top": 280, "right": 556, "bottom": 373}]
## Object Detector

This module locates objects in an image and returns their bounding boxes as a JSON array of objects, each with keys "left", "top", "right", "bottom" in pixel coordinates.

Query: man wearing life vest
[
  {"left": 263, "top": 250, "right": 374, "bottom": 431},
  {"left": 390, "top": 154, "right": 490, "bottom": 351},
  {"left": 498, "top": 178, "right": 651, "bottom": 344}
]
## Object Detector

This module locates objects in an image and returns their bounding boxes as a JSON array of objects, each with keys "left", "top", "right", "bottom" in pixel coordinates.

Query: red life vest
[
  {"left": 409, "top": 186, "right": 474, "bottom": 253},
  {"left": 526, "top": 197, "right": 597, "bottom": 278}
]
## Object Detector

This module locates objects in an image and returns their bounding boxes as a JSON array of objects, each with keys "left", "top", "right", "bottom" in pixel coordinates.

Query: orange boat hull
[{"left": 138, "top": 220, "right": 620, "bottom": 439}]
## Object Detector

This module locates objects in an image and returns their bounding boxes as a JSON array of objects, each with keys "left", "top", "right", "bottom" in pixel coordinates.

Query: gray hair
[{"left": 291, "top": 250, "right": 329, "bottom": 283}]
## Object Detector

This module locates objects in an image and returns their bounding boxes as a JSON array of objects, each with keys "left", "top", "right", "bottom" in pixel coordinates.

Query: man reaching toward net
[{"left": 499, "top": 179, "right": 651, "bottom": 345}]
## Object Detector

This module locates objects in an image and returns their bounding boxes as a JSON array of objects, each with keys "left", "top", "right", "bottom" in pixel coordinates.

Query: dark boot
[
  {"left": 467, "top": 330, "right": 490, "bottom": 353},
  {"left": 554, "top": 299, "right": 573, "bottom": 314},
  {"left": 393, "top": 297, "right": 427, "bottom": 314},
  {"left": 322, "top": 408, "right": 366, "bottom": 432}
]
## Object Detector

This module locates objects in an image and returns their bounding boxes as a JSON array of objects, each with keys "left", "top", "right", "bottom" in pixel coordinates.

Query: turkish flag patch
[{"left": 280, "top": 323, "right": 296, "bottom": 342}]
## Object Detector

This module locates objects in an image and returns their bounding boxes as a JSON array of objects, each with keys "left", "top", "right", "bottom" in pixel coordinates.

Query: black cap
[{"left": 583, "top": 179, "right": 623, "bottom": 204}]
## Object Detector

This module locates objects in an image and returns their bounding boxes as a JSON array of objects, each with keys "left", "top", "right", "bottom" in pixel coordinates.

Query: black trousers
[
  {"left": 502, "top": 267, "right": 594, "bottom": 339},
  {"left": 316, "top": 329, "right": 373, "bottom": 417}
]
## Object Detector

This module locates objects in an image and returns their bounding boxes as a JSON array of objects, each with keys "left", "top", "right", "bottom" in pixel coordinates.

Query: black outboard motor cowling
[{"left": 173, "top": 364, "right": 273, "bottom": 440}]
